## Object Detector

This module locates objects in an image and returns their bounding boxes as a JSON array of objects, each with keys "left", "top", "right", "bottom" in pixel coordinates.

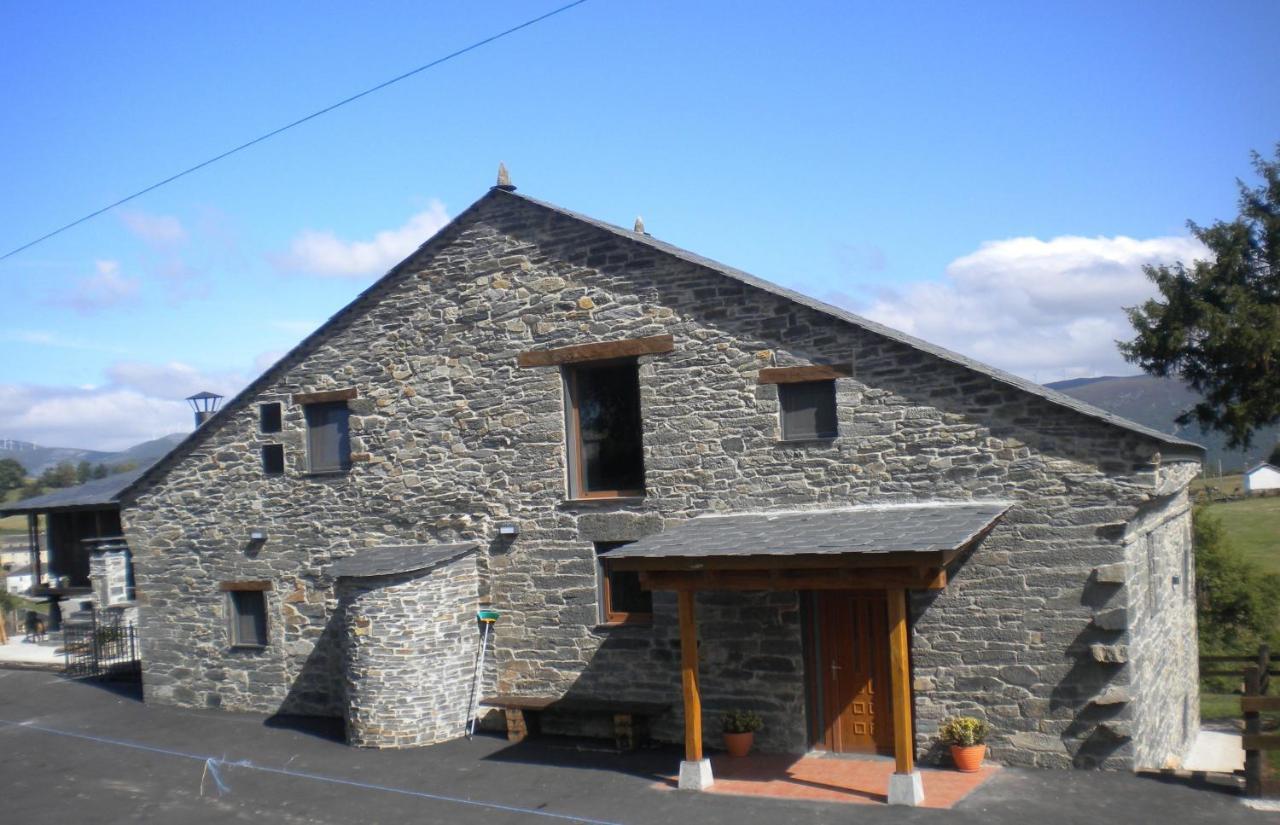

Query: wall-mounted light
[
  {"left": 249, "top": 530, "right": 267, "bottom": 542},
  {"left": 497, "top": 523, "right": 519, "bottom": 538}
]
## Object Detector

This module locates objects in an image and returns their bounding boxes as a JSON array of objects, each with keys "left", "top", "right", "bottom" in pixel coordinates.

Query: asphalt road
[{"left": 0, "top": 668, "right": 1267, "bottom": 824}]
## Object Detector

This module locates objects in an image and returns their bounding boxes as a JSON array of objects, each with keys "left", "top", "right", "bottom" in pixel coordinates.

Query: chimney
[{"left": 186, "top": 391, "right": 224, "bottom": 428}]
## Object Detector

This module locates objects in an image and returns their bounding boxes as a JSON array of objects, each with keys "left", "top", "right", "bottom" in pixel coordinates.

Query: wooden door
[{"left": 809, "top": 591, "right": 894, "bottom": 754}]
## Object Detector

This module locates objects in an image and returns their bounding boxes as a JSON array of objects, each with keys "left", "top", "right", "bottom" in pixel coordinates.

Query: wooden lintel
[
  {"left": 758, "top": 363, "right": 853, "bottom": 384},
  {"left": 218, "top": 580, "right": 273, "bottom": 591},
  {"left": 608, "top": 551, "right": 948, "bottom": 573},
  {"left": 291, "top": 388, "right": 357, "bottom": 405},
  {"left": 887, "top": 587, "right": 915, "bottom": 775},
  {"left": 638, "top": 567, "right": 945, "bottom": 592},
  {"left": 678, "top": 590, "right": 702, "bottom": 762},
  {"left": 517, "top": 334, "right": 675, "bottom": 368}
]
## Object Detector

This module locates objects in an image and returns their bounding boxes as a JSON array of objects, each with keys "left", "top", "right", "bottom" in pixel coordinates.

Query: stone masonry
[{"left": 121, "top": 185, "right": 1201, "bottom": 766}]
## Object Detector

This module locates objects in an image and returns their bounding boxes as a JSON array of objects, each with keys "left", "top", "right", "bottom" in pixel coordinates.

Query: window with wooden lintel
[
  {"left": 779, "top": 380, "right": 838, "bottom": 440},
  {"left": 563, "top": 360, "right": 645, "bottom": 498},
  {"left": 595, "top": 541, "right": 652, "bottom": 625},
  {"left": 226, "top": 588, "right": 269, "bottom": 648},
  {"left": 304, "top": 401, "right": 351, "bottom": 474}
]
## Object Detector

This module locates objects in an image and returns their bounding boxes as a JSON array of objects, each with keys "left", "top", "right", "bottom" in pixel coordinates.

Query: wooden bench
[{"left": 481, "top": 694, "right": 670, "bottom": 750}]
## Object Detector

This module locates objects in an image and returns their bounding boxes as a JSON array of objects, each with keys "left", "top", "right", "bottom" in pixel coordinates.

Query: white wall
[
  {"left": 1245, "top": 465, "right": 1280, "bottom": 493},
  {"left": 4, "top": 573, "right": 33, "bottom": 595}
]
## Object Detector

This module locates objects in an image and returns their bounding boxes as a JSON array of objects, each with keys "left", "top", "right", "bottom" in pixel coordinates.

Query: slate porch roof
[
  {"left": 328, "top": 542, "right": 478, "bottom": 579},
  {"left": 0, "top": 463, "right": 154, "bottom": 516},
  {"left": 601, "top": 501, "right": 1011, "bottom": 561}
]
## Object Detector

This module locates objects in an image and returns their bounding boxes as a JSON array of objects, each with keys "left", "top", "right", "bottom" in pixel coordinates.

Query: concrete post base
[
  {"left": 888, "top": 771, "right": 925, "bottom": 806},
  {"left": 678, "top": 758, "right": 714, "bottom": 790}
]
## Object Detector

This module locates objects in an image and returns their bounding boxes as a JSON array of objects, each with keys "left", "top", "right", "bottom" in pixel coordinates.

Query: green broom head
[{"left": 476, "top": 608, "right": 500, "bottom": 623}]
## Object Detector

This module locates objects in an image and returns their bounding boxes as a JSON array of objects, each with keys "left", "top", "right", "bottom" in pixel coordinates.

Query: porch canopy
[{"left": 601, "top": 501, "right": 1010, "bottom": 800}]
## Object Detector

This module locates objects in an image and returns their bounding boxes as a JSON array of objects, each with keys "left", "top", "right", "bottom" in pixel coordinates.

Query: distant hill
[
  {"left": 1046, "top": 374, "right": 1279, "bottom": 473},
  {"left": 0, "top": 433, "right": 186, "bottom": 476}
]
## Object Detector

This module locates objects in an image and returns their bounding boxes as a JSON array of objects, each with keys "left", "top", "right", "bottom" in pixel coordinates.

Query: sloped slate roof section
[
  {"left": 503, "top": 189, "right": 1203, "bottom": 453},
  {"left": 0, "top": 463, "right": 154, "bottom": 515},
  {"left": 328, "top": 542, "right": 477, "bottom": 579},
  {"left": 602, "top": 502, "right": 1011, "bottom": 560}
]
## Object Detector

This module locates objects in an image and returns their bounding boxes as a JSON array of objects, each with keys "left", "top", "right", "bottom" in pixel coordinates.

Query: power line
[{"left": 1, "top": 0, "right": 590, "bottom": 262}]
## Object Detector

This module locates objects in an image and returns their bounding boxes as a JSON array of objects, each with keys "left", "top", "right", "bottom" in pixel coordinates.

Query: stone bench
[{"left": 481, "top": 694, "right": 670, "bottom": 750}]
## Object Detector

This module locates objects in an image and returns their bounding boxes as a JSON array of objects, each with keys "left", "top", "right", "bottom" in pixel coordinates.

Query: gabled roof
[
  {"left": 1245, "top": 462, "right": 1280, "bottom": 475},
  {"left": 1, "top": 462, "right": 155, "bottom": 515},
  {"left": 119, "top": 186, "right": 1201, "bottom": 504}
]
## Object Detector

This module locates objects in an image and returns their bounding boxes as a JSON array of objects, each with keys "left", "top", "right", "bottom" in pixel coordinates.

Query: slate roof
[
  {"left": 328, "top": 542, "right": 477, "bottom": 579},
  {"left": 0, "top": 463, "right": 154, "bottom": 515},
  {"left": 602, "top": 501, "right": 1011, "bottom": 560}
]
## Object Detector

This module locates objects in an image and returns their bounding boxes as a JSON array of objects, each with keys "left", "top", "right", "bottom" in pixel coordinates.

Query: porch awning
[
  {"left": 602, "top": 501, "right": 1010, "bottom": 590},
  {"left": 328, "top": 542, "right": 477, "bottom": 579}
]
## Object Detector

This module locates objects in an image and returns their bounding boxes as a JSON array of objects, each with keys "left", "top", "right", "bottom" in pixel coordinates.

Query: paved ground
[
  {"left": 0, "top": 668, "right": 1267, "bottom": 824},
  {"left": 1184, "top": 727, "right": 1246, "bottom": 773},
  {"left": 0, "top": 638, "right": 63, "bottom": 667}
]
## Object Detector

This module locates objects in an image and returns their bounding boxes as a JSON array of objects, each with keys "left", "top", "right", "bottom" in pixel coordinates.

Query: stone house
[{"left": 118, "top": 174, "right": 1203, "bottom": 802}]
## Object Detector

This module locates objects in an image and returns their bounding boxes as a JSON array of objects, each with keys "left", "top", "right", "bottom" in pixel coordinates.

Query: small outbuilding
[{"left": 1244, "top": 462, "right": 1280, "bottom": 494}]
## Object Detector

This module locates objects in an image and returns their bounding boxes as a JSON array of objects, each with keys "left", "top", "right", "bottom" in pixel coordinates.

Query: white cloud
[
  {"left": 119, "top": 210, "right": 188, "bottom": 246},
  {"left": 273, "top": 201, "right": 450, "bottom": 277},
  {"left": 851, "top": 235, "right": 1210, "bottom": 382},
  {"left": 55, "top": 260, "right": 141, "bottom": 315},
  {"left": 0, "top": 361, "right": 249, "bottom": 451}
]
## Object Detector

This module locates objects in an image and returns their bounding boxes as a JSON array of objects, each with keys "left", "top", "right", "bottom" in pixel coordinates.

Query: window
[
  {"left": 779, "top": 380, "right": 838, "bottom": 440},
  {"left": 261, "top": 444, "right": 285, "bottom": 475},
  {"left": 564, "top": 361, "right": 645, "bottom": 498},
  {"left": 260, "top": 403, "right": 283, "bottom": 433},
  {"left": 228, "top": 589, "right": 268, "bottom": 648},
  {"left": 595, "top": 541, "right": 652, "bottom": 624},
  {"left": 304, "top": 401, "right": 350, "bottom": 473}
]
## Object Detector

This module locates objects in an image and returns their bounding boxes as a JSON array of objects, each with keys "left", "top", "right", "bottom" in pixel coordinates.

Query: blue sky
[{"left": 2, "top": 1, "right": 1278, "bottom": 449}]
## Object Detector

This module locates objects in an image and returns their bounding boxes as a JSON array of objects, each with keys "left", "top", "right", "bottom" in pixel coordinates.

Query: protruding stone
[
  {"left": 1090, "top": 643, "right": 1129, "bottom": 663},
  {"left": 678, "top": 758, "right": 714, "bottom": 790},
  {"left": 1093, "top": 563, "right": 1126, "bottom": 584},
  {"left": 634, "top": 216, "right": 646, "bottom": 234},
  {"left": 888, "top": 771, "right": 925, "bottom": 806},
  {"left": 494, "top": 162, "right": 515, "bottom": 191},
  {"left": 1095, "top": 720, "right": 1133, "bottom": 740},
  {"left": 1092, "top": 686, "right": 1132, "bottom": 705},
  {"left": 1092, "top": 607, "right": 1128, "bottom": 630}
]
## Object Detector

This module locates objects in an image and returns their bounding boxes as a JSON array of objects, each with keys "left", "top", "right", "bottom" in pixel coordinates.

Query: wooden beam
[
  {"left": 678, "top": 590, "right": 702, "bottom": 762},
  {"left": 1241, "top": 696, "right": 1280, "bottom": 713},
  {"left": 607, "top": 551, "right": 949, "bottom": 573},
  {"left": 757, "top": 363, "right": 853, "bottom": 384},
  {"left": 1242, "top": 734, "right": 1280, "bottom": 751},
  {"left": 517, "top": 334, "right": 675, "bottom": 368},
  {"left": 291, "top": 388, "right": 357, "bottom": 405},
  {"left": 887, "top": 588, "right": 914, "bottom": 775},
  {"left": 218, "top": 580, "right": 273, "bottom": 591},
  {"left": 638, "top": 567, "right": 945, "bottom": 592}
]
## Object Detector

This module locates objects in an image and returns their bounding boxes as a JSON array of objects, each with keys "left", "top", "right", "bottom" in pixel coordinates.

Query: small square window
[
  {"left": 228, "top": 590, "right": 268, "bottom": 648},
  {"left": 304, "top": 401, "right": 351, "bottom": 473},
  {"left": 779, "top": 380, "right": 838, "bottom": 440},
  {"left": 595, "top": 541, "right": 652, "bottom": 625},
  {"left": 260, "top": 403, "right": 283, "bottom": 433},
  {"left": 262, "top": 444, "right": 285, "bottom": 475}
]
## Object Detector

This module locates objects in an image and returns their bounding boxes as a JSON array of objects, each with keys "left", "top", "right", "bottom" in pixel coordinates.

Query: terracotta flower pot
[
  {"left": 724, "top": 731, "right": 755, "bottom": 758},
  {"left": 950, "top": 743, "right": 986, "bottom": 772}
]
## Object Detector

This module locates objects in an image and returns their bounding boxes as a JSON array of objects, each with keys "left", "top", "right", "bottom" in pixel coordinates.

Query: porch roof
[
  {"left": 328, "top": 542, "right": 477, "bottom": 579},
  {"left": 602, "top": 501, "right": 1010, "bottom": 562}
]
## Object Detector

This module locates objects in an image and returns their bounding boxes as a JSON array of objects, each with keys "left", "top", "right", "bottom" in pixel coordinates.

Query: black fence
[{"left": 63, "top": 610, "right": 140, "bottom": 681}]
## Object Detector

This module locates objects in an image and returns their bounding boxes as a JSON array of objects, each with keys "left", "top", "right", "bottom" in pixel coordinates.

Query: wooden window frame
[
  {"left": 778, "top": 379, "right": 839, "bottom": 441},
  {"left": 563, "top": 360, "right": 646, "bottom": 500},
  {"left": 303, "top": 400, "right": 352, "bottom": 475},
  {"left": 596, "top": 542, "right": 652, "bottom": 626},
  {"left": 225, "top": 587, "right": 270, "bottom": 649}
]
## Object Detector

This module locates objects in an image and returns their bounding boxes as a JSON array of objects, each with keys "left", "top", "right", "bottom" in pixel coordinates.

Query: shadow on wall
[{"left": 275, "top": 606, "right": 345, "bottom": 720}]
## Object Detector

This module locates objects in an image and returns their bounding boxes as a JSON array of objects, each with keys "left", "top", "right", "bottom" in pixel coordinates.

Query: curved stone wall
[{"left": 338, "top": 551, "right": 479, "bottom": 748}]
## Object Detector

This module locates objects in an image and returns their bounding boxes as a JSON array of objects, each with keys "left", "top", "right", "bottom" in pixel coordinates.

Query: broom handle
[{"left": 466, "top": 621, "right": 492, "bottom": 737}]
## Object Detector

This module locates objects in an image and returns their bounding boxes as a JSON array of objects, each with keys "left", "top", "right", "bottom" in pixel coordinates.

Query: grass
[
  {"left": 1201, "top": 495, "right": 1280, "bottom": 574},
  {"left": 1193, "top": 473, "right": 1245, "bottom": 497},
  {"left": 0, "top": 488, "right": 28, "bottom": 535}
]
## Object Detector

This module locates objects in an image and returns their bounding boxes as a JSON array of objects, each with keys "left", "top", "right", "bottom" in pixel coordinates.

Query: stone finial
[
  {"left": 633, "top": 216, "right": 646, "bottom": 234},
  {"left": 494, "top": 162, "right": 516, "bottom": 191}
]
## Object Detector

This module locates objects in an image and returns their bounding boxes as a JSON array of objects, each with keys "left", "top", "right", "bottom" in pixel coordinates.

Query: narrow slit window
[
  {"left": 304, "top": 401, "right": 351, "bottom": 474},
  {"left": 228, "top": 590, "right": 268, "bottom": 648},
  {"left": 261, "top": 444, "right": 285, "bottom": 475},
  {"left": 595, "top": 541, "right": 652, "bottom": 625},
  {"left": 564, "top": 361, "right": 645, "bottom": 498},
  {"left": 260, "top": 402, "right": 283, "bottom": 433},
  {"left": 779, "top": 380, "right": 838, "bottom": 440}
]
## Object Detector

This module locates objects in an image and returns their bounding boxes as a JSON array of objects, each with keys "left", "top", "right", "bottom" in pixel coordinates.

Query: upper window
[
  {"left": 595, "top": 541, "right": 652, "bottom": 625},
  {"left": 228, "top": 589, "right": 268, "bottom": 648},
  {"left": 564, "top": 361, "right": 645, "bottom": 498},
  {"left": 260, "top": 403, "right": 283, "bottom": 433},
  {"left": 779, "top": 380, "right": 838, "bottom": 440},
  {"left": 304, "top": 401, "right": 351, "bottom": 473},
  {"left": 261, "top": 444, "right": 285, "bottom": 475}
]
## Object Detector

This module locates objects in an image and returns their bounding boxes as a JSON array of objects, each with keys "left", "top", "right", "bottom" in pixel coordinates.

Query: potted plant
[
  {"left": 939, "top": 716, "right": 990, "bottom": 772},
  {"left": 722, "top": 710, "right": 763, "bottom": 757}
]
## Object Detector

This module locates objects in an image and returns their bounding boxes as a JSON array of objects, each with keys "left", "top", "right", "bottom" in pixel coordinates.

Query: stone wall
[
  {"left": 339, "top": 552, "right": 479, "bottom": 748},
  {"left": 122, "top": 189, "right": 1199, "bottom": 766}
]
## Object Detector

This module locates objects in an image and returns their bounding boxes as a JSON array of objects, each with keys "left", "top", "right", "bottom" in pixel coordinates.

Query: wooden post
[
  {"left": 887, "top": 588, "right": 914, "bottom": 775},
  {"left": 28, "top": 514, "right": 41, "bottom": 585},
  {"left": 1244, "top": 664, "right": 1262, "bottom": 797},
  {"left": 678, "top": 590, "right": 702, "bottom": 762}
]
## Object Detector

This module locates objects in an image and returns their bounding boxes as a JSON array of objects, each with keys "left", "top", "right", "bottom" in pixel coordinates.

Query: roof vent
[{"left": 186, "top": 391, "right": 224, "bottom": 428}]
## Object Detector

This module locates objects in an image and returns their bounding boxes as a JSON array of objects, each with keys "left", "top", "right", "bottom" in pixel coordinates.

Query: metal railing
[{"left": 62, "top": 608, "right": 140, "bottom": 681}]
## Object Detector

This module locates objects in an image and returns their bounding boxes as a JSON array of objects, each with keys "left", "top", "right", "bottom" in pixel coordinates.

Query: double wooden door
[{"left": 808, "top": 591, "right": 894, "bottom": 754}]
